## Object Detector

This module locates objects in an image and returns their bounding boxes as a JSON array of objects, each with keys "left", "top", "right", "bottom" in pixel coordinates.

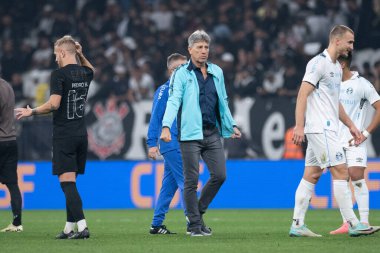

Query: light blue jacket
[{"left": 162, "top": 61, "right": 236, "bottom": 141}]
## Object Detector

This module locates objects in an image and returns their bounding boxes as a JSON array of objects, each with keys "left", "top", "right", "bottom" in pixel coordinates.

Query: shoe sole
[
  {"left": 350, "top": 227, "right": 380, "bottom": 237},
  {"left": 289, "top": 233, "right": 322, "bottom": 237}
]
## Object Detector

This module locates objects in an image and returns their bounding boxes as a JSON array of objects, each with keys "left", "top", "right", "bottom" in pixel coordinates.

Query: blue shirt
[
  {"left": 188, "top": 61, "right": 218, "bottom": 128},
  {"left": 146, "top": 81, "right": 179, "bottom": 154}
]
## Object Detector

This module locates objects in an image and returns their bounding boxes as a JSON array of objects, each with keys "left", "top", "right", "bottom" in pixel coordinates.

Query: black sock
[
  {"left": 66, "top": 205, "right": 75, "bottom": 223},
  {"left": 5, "top": 183, "right": 22, "bottom": 226},
  {"left": 60, "top": 182, "right": 85, "bottom": 222}
]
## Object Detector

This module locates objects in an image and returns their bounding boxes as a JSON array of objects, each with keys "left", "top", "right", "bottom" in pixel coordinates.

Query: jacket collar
[{"left": 187, "top": 60, "right": 215, "bottom": 75}]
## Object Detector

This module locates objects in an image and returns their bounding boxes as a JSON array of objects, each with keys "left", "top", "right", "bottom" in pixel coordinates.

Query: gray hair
[{"left": 188, "top": 30, "right": 211, "bottom": 48}]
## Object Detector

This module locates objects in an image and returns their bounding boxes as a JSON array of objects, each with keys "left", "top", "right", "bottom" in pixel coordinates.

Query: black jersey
[{"left": 50, "top": 64, "right": 93, "bottom": 139}]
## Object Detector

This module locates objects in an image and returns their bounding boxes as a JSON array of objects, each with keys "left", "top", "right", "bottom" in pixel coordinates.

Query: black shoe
[
  {"left": 201, "top": 225, "right": 212, "bottom": 236},
  {"left": 68, "top": 228, "right": 90, "bottom": 239},
  {"left": 149, "top": 225, "right": 176, "bottom": 234},
  {"left": 55, "top": 231, "right": 74, "bottom": 239},
  {"left": 201, "top": 217, "right": 212, "bottom": 236},
  {"left": 190, "top": 228, "right": 204, "bottom": 237}
]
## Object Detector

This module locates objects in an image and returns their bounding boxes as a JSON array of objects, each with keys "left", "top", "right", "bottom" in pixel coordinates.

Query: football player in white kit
[
  {"left": 290, "top": 25, "right": 380, "bottom": 237},
  {"left": 329, "top": 52, "right": 380, "bottom": 234}
]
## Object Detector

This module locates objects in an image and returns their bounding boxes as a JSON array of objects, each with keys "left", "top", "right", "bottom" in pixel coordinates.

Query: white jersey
[
  {"left": 303, "top": 49, "right": 343, "bottom": 134},
  {"left": 339, "top": 71, "right": 380, "bottom": 147}
]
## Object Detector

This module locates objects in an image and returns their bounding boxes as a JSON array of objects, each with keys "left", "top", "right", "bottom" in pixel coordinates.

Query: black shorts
[
  {"left": 52, "top": 136, "right": 88, "bottom": 175},
  {"left": 0, "top": 140, "right": 18, "bottom": 184}
]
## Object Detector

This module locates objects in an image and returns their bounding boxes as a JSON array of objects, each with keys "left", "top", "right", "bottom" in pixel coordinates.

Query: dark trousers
[{"left": 180, "top": 128, "right": 226, "bottom": 230}]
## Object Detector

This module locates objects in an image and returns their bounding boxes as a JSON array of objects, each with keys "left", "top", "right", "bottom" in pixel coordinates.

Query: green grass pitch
[{"left": 1, "top": 209, "right": 379, "bottom": 253}]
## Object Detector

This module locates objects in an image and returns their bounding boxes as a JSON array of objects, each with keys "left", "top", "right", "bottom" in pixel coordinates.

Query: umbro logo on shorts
[{"left": 356, "top": 157, "right": 363, "bottom": 163}]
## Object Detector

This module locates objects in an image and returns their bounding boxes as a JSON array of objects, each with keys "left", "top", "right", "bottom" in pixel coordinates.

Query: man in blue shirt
[
  {"left": 147, "top": 53, "right": 188, "bottom": 234},
  {"left": 160, "top": 30, "right": 241, "bottom": 236}
]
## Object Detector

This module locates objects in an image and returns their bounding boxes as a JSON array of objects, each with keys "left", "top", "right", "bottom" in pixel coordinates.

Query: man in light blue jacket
[{"left": 160, "top": 30, "right": 241, "bottom": 236}]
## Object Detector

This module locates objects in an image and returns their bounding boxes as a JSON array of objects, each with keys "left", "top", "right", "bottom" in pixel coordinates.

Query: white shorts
[
  {"left": 343, "top": 146, "right": 367, "bottom": 168},
  {"left": 305, "top": 130, "right": 346, "bottom": 169}
]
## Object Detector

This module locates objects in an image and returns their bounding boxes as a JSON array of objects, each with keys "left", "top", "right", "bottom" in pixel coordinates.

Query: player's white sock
[
  {"left": 64, "top": 222, "right": 76, "bottom": 234},
  {"left": 333, "top": 180, "right": 359, "bottom": 226},
  {"left": 77, "top": 219, "right": 87, "bottom": 232},
  {"left": 339, "top": 186, "right": 353, "bottom": 223},
  {"left": 352, "top": 179, "right": 369, "bottom": 224},
  {"left": 292, "top": 179, "right": 314, "bottom": 227}
]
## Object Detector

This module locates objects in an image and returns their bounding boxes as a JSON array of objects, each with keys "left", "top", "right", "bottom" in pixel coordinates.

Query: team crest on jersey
[
  {"left": 87, "top": 99, "right": 130, "bottom": 159},
  {"left": 346, "top": 87, "right": 353, "bottom": 94},
  {"left": 335, "top": 152, "right": 343, "bottom": 161},
  {"left": 330, "top": 72, "right": 334, "bottom": 77}
]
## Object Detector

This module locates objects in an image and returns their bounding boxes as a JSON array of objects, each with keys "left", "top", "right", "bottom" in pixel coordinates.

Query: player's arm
[
  {"left": 15, "top": 95, "right": 61, "bottom": 120},
  {"left": 293, "top": 81, "right": 314, "bottom": 145},
  {"left": 147, "top": 87, "right": 167, "bottom": 159},
  {"left": 160, "top": 69, "right": 184, "bottom": 142},
  {"left": 75, "top": 42, "right": 95, "bottom": 72},
  {"left": 360, "top": 100, "right": 380, "bottom": 141},
  {"left": 339, "top": 102, "right": 362, "bottom": 144}
]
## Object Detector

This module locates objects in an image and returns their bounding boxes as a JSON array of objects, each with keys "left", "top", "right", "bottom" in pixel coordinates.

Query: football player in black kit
[{"left": 15, "top": 35, "right": 95, "bottom": 239}]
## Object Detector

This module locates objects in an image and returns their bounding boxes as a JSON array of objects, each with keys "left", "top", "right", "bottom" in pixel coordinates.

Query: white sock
[
  {"left": 339, "top": 185, "right": 353, "bottom": 224},
  {"left": 77, "top": 219, "right": 87, "bottom": 232},
  {"left": 333, "top": 180, "right": 359, "bottom": 226},
  {"left": 352, "top": 179, "right": 369, "bottom": 224},
  {"left": 64, "top": 222, "right": 76, "bottom": 234},
  {"left": 292, "top": 179, "right": 314, "bottom": 227}
]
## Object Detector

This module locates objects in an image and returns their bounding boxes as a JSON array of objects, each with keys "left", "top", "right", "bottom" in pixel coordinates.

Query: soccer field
[{"left": 1, "top": 209, "right": 379, "bottom": 253}]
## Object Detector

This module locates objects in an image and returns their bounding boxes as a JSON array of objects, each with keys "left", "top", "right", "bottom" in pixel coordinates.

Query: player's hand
[
  {"left": 75, "top": 42, "right": 82, "bottom": 55},
  {"left": 349, "top": 125, "right": 363, "bottom": 146},
  {"left": 292, "top": 125, "right": 305, "bottom": 146},
  {"left": 14, "top": 105, "right": 33, "bottom": 120},
  {"left": 160, "top": 127, "right": 171, "bottom": 142},
  {"left": 231, "top": 126, "right": 242, "bottom": 139},
  {"left": 348, "top": 132, "right": 366, "bottom": 146},
  {"left": 148, "top": 147, "right": 160, "bottom": 160}
]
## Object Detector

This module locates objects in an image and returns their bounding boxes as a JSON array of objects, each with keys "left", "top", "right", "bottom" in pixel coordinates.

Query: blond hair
[
  {"left": 329, "top": 25, "right": 354, "bottom": 41},
  {"left": 54, "top": 35, "right": 76, "bottom": 54}
]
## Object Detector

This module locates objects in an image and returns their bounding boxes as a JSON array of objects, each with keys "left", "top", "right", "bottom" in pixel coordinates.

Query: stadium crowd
[{"left": 1, "top": 0, "right": 380, "bottom": 107}]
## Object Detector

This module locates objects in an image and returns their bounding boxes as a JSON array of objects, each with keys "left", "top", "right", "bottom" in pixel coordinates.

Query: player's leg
[
  {"left": 349, "top": 166, "right": 368, "bottom": 224},
  {"left": 54, "top": 137, "right": 89, "bottom": 239},
  {"left": 289, "top": 135, "right": 323, "bottom": 237},
  {"left": 0, "top": 140, "right": 23, "bottom": 232},
  {"left": 198, "top": 135, "right": 226, "bottom": 236},
  {"left": 180, "top": 140, "right": 203, "bottom": 236},
  {"left": 165, "top": 149, "right": 188, "bottom": 232},
  {"left": 330, "top": 147, "right": 366, "bottom": 234},
  {"left": 345, "top": 146, "right": 369, "bottom": 224},
  {"left": 150, "top": 152, "right": 178, "bottom": 234},
  {"left": 290, "top": 165, "right": 323, "bottom": 237}
]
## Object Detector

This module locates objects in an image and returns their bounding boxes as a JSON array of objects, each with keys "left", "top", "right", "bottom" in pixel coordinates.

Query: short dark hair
[
  {"left": 338, "top": 51, "right": 352, "bottom": 67},
  {"left": 167, "top": 53, "right": 187, "bottom": 69},
  {"left": 329, "top": 25, "right": 354, "bottom": 41}
]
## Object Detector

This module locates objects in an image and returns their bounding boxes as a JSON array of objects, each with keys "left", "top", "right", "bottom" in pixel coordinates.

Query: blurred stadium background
[{"left": 1, "top": 0, "right": 380, "bottom": 213}]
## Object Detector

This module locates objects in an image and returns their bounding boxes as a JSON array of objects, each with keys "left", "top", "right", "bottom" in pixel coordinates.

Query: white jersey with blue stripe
[
  {"left": 302, "top": 49, "right": 343, "bottom": 134},
  {"left": 339, "top": 71, "right": 380, "bottom": 147}
]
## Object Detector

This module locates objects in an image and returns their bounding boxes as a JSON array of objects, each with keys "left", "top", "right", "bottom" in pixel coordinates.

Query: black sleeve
[
  {"left": 83, "top": 66, "right": 94, "bottom": 81},
  {"left": 50, "top": 70, "right": 65, "bottom": 96}
]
